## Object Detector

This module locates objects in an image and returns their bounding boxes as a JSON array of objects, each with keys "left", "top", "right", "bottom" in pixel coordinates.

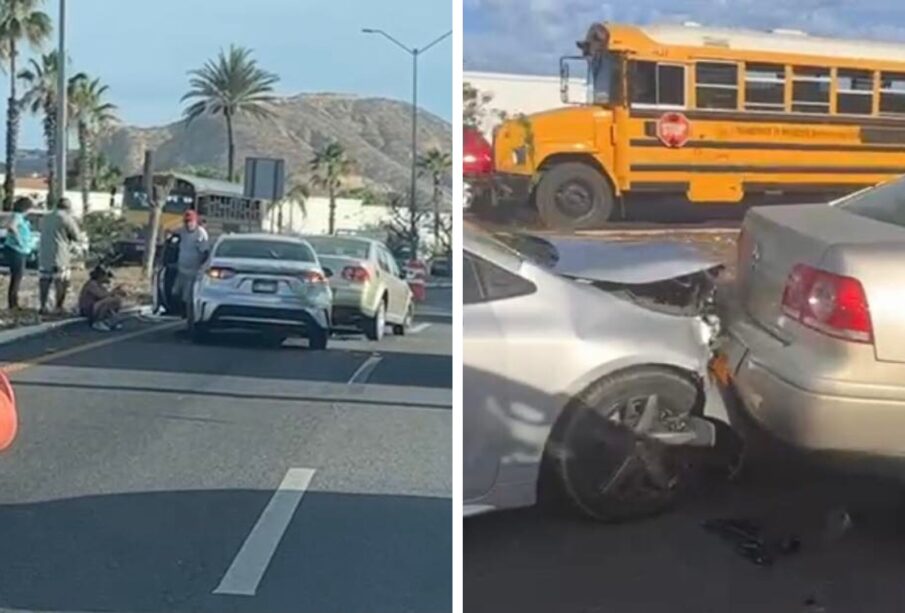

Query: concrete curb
[
  {"left": 0, "top": 304, "right": 153, "bottom": 348},
  {"left": 416, "top": 309, "right": 453, "bottom": 322},
  {"left": 424, "top": 282, "right": 453, "bottom": 289}
]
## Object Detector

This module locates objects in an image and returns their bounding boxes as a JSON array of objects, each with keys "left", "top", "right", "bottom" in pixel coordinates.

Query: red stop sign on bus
[{"left": 656, "top": 112, "right": 691, "bottom": 148}]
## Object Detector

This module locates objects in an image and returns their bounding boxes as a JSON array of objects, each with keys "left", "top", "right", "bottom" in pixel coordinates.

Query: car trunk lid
[
  {"left": 738, "top": 204, "right": 904, "bottom": 346},
  {"left": 315, "top": 255, "right": 374, "bottom": 287},
  {"left": 207, "top": 257, "right": 323, "bottom": 296}
]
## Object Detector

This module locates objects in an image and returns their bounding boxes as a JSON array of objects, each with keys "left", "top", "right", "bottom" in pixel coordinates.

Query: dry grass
[{"left": 0, "top": 266, "right": 150, "bottom": 330}]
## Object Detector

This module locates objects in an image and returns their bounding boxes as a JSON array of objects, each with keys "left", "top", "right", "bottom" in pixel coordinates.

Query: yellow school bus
[
  {"left": 492, "top": 22, "right": 905, "bottom": 229},
  {"left": 117, "top": 173, "right": 265, "bottom": 262}
]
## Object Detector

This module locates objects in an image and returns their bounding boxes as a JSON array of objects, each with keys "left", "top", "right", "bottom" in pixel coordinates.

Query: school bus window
[
  {"left": 629, "top": 61, "right": 685, "bottom": 107},
  {"left": 744, "top": 62, "right": 785, "bottom": 111},
  {"left": 880, "top": 72, "right": 905, "bottom": 115},
  {"left": 695, "top": 62, "right": 738, "bottom": 109},
  {"left": 792, "top": 66, "right": 831, "bottom": 113},
  {"left": 837, "top": 69, "right": 873, "bottom": 115}
]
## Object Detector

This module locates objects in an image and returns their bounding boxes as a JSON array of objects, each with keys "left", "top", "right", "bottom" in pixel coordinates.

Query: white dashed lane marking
[
  {"left": 214, "top": 468, "right": 317, "bottom": 596},
  {"left": 347, "top": 354, "right": 383, "bottom": 384}
]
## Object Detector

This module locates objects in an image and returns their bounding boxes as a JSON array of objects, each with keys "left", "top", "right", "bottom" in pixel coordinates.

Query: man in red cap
[{"left": 172, "top": 209, "right": 210, "bottom": 317}]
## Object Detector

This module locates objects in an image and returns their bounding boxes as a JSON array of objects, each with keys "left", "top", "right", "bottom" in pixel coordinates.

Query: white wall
[
  {"left": 263, "top": 196, "right": 451, "bottom": 255},
  {"left": 3, "top": 177, "right": 122, "bottom": 218},
  {"left": 262, "top": 197, "right": 391, "bottom": 235},
  {"left": 464, "top": 71, "right": 587, "bottom": 137}
]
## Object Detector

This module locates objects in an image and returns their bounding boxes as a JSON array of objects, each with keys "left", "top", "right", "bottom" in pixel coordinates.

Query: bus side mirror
[{"left": 559, "top": 58, "right": 570, "bottom": 104}]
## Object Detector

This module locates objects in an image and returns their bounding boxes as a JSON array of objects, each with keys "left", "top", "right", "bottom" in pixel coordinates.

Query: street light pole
[
  {"left": 55, "top": 0, "right": 66, "bottom": 205},
  {"left": 411, "top": 49, "right": 417, "bottom": 248},
  {"left": 361, "top": 28, "right": 450, "bottom": 255}
]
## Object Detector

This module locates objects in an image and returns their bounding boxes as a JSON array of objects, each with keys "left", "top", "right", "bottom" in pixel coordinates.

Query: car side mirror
[{"left": 323, "top": 267, "right": 334, "bottom": 278}]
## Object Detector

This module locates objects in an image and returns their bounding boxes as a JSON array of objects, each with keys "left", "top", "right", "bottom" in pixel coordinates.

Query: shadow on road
[
  {"left": 1, "top": 324, "right": 452, "bottom": 391},
  {"left": 0, "top": 488, "right": 451, "bottom": 613}
]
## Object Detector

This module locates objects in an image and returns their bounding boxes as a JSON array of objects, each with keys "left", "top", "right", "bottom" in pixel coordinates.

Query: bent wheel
[{"left": 552, "top": 367, "right": 698, "bottom": 522}]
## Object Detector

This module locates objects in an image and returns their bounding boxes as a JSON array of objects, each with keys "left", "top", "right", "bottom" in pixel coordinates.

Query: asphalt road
[
  {"left": 0, "top": 289, "right": 452, "bottom": 613},
  {"left": 465, "top": 432, "right": 905, "bottom": 613}
]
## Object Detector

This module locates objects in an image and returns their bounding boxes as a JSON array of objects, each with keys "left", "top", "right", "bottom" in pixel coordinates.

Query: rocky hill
[{"left": 97, "top": 93, "right": 451, "bottom": 198}]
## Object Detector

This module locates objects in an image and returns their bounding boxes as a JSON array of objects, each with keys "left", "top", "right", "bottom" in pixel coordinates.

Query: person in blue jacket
[{"left": 3, "top": 197, "right": 35, "bottom": 310}]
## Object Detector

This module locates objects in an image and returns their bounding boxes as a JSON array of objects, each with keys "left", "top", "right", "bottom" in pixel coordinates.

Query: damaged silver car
[{"left": 463, "top": 225, "right": 733, "bottom": 521}]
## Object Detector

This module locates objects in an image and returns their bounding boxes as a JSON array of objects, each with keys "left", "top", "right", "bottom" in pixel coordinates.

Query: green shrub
[{"left": 82, "top": 211, "right": 130, "bottom": 265}]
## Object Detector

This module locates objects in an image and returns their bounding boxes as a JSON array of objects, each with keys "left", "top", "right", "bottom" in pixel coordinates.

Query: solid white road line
[
  {"left": 408, "top": 323, "right": 430, "bottom": 335},
  {"left": 347, "top": 354, "right": 383, "bottom": 384},
  {"left": 214, "top": 468, "right": 317, "bottom": 596}
]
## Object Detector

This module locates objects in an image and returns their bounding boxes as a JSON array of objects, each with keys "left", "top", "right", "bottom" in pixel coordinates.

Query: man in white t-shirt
[{"left": 172, "top": 210, "right": 209, "bottom": 317}]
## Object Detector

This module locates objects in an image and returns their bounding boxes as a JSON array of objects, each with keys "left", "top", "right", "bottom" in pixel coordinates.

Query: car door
[
  {"left": 463, "top": 248, "right": 539, "bottom": 502},
  {"left": 376, "top": 246, "right": 405, "bottom": 321}
]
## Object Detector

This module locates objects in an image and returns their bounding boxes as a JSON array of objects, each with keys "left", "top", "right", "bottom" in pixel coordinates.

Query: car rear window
[
  {"left": 838, "top": 178, "right": 905, "bottom": 227},
  {"left": 304, "top": 237, "right": 370, "bottom": 259},
  {"left": 215, "top": 239, "right": 316, "bottom": 262}
]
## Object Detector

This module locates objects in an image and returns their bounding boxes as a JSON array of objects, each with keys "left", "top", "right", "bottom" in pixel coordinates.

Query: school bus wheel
[{"left": 535, "top": 162, "right": 614, "bottom": 230}]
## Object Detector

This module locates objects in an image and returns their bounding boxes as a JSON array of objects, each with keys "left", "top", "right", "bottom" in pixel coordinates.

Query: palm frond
[{"left": 181, "top": 44, "right": 280, "bottom": 124}]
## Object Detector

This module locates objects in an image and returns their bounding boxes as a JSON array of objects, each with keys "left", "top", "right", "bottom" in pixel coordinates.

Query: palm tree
[
  {"left": 0, "top": 0, "right": 52, "bottom": 210},
  {"left": 19, "top": 51, "right": 83, "bottom": 203},
  {"left": 309, "top": 142, "right": 352, "bottom": 235},
  {"left": 88, "top": 152, "right": 121, "bottom": 208},
  {"left": 181, "top": 45, "right": 279, "bottom": 182},
  {"left": 69, "top": 76, "right": 117, "bottom": 212},
  {"left": 284, "top": 183, "right": 308, "bottom": 232},
  {"left": 417, "top": 148, "right": 451, "bottom": 254}
]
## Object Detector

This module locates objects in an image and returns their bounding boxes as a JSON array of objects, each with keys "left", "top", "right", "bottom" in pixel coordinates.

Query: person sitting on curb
[{"left": 78, "top": 265, "right": 126, "bottom": 332}]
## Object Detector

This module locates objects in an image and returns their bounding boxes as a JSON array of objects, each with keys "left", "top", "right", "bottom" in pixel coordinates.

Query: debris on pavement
[
  {"left": 702, "top": 517, "right": 808, "bottom": 567},
  {"left": 821, "top": 507, "right": 853, "bottom": 544}
]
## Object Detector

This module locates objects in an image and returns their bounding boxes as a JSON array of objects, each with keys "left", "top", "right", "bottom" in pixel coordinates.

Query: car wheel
[
  {"left": 189, "top": 322, "right": 209, "bottom": 344},
  {"left": 535, "top": 162, "right": 614, "bottom": 230},
  {"left": 550, "top": 367, "right": 698, "bottom": 522},
  {"left": 308, "top": 325, "right": 328, "bottom": 350},
  {"left": 265, "top": 333, "right": 288, "bottom": 348},
  {"left": 365, "top": 300, "right": 386, "bottom": 341},
  {"left": 393, "top": 302, "right": 414, "bottom": 336}
]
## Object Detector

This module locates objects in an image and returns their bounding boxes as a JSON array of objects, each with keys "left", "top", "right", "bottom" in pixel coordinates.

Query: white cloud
[{"left": 465, "top": 0, "right": 905, "bottom": 74}]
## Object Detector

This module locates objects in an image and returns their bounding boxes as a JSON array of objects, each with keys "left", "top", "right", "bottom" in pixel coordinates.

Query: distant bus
[
  {"left": 118, "top": 173, "right": 264, "bottom": 261},
  {"left": 492, "top": 22, "right": 905, "bottom": 229}
]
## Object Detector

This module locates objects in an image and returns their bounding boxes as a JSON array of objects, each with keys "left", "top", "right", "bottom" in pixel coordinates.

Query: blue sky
[
  {"left": 465, "top": 0, "right": 905, "bottom": 74},
  {"left": 9, "top": 0, "right": 452, "bottom": 148}
]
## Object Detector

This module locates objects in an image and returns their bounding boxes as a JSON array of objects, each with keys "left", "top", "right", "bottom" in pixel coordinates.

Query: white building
[
  {"left": 1, "top": 174, "right": 122, "bottom": 217},
  {"left": 263, "top": 196, "right": 451, "bottom": 254},
  {"left": 263, "top": 197, "right": 393, "bottom": 235},
  {"left": 464, "top": 71, "right": 587, "bottom": 137}
]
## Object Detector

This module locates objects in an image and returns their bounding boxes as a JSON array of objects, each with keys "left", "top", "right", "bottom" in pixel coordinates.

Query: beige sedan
[
  {"left": 718, "top": 177, "right": 905, "bottom": 460},
  {"left": 302, "top": 235, "right": 414, "bottom": 340}
]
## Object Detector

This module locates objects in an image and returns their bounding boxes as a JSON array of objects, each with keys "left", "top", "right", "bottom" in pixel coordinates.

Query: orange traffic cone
[{"left": 0, "top": 371, "right": 17, "bottom": 452}]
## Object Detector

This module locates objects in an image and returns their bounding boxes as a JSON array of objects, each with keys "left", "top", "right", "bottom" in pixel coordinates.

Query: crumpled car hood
[{"left": 524, "top": 235, "right": 722, "bottom": 284}]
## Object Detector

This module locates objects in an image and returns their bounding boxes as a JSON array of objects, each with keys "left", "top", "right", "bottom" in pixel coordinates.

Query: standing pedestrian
[
  {"left": 172, "top": 209, "right": 210, "bottom": 318},
  {"left": 3, "top": 197, "right": 35, "bottom": 311},
  {"left": 38, "top": 198, "right": 84, "bottom": 314}
]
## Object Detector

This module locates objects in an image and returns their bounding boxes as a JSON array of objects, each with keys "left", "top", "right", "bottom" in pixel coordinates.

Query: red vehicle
[
  {"left": 463, "top": 128, "right": 494, "bottom": 210},
  {"left": 0, "top": 371, "right": 17, "bottom": 452},
  {"left": 404, "top": 259, "right": 428, "bottom": 302}
]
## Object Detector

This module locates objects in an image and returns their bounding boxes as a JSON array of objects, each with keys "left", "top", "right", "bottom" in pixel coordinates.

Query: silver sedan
[
  {"left": 463, "top": 225, "right": 733, "bottom": 521},
  {"left": 719, "top": 175, "right": 905, "bottom": 462},
  {"left": 188, "top": 233, "right": 333, "bottom": 349}
]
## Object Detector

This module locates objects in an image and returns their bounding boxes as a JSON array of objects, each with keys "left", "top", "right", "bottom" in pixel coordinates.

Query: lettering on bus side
[{"left": 734, "top": 125, "right": 854, "bottom": 140}]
